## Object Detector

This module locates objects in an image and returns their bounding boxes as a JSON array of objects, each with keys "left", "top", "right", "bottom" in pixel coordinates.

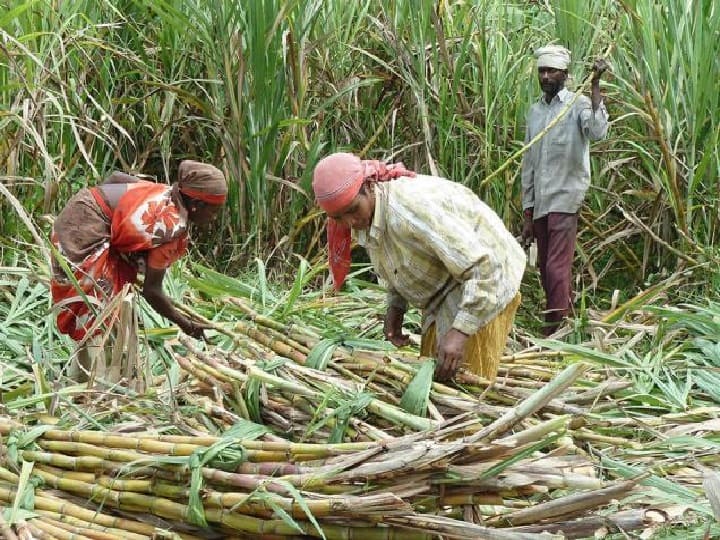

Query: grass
[{"left": 1, "top": 0, "right": 718, "bottom": 290}]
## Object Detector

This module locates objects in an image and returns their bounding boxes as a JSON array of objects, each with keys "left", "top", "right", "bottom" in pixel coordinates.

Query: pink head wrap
[{"left": 311, "top": 152, "right": 415, "bottom": 290}]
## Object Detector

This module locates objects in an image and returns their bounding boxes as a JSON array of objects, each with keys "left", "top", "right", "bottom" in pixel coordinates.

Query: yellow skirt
[{"left": 420, "top": 293, "right": 521, "bottom": 381}]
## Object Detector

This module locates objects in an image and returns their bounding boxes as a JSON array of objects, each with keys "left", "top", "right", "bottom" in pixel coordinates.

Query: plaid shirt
[
  {"left": 357, "top": 175, "right": 525, "bottom": 336},
  {"left": 521, "top": 88, "right": 609, "bottom": 218}
]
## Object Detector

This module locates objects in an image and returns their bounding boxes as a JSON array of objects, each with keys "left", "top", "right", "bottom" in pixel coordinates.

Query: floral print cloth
[{"left": 51, "top": 181, "right": 188, "bottom": 340}]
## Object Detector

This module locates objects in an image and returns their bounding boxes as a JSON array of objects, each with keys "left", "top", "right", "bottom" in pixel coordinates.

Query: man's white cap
[{"left": 534, "top": 44, "right": 571, "bottom": 70}]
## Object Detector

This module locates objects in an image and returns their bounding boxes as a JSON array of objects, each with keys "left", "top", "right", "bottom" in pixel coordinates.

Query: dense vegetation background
[{"left": 2, "top": 0, "right": 718, "bottom": 301}]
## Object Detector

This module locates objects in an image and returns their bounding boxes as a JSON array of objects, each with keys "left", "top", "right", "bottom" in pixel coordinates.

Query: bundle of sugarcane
[
  {"left": 168, "top": 292, "right": 629, "bottom": 444},
  {"left": 0, "top": 390, "right": 649, "bottom": 540}
]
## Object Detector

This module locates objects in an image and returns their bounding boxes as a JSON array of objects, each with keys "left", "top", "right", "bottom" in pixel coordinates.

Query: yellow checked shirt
[{"left": 356, "top": 175, "right": 526, "bottom": 337}]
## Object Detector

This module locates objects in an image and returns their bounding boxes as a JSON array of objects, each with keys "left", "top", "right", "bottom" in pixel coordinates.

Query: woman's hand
[
  {"left": 383, "top": 306, "right": 410, "bottom": 347},
  {"left": 434, "top": 328, "right": 468, "bottom": 382},
  {"left": 143, "top": 267, "right": 207, "bottom": 340},
  {"left": 180, "top": 319, "right": 206, "bottom": 340}
]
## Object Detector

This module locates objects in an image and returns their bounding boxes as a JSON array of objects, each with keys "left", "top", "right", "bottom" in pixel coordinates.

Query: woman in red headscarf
[
  {"left": 312, "top": 152, "right": 525, "bottom": 383},
  {"left": 50, "top": 160, "right": 227, "bottom": 348}
]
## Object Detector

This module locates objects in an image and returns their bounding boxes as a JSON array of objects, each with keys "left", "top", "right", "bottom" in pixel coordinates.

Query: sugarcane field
[{"left": 2, "top": 1, "right": 720, "bottom": 539}]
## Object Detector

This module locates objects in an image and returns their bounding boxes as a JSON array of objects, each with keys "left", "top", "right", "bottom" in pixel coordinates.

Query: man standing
[
  {"left": 521, "top": 44, "right": 609, "bottom": 335},
  {"left": 312, "top": 152, "right": 525, "bottom": 382}
]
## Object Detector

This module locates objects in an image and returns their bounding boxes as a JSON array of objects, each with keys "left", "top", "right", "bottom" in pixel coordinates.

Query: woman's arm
[{"left": 142, "top": 266, "right": 204, "bottom": 339}]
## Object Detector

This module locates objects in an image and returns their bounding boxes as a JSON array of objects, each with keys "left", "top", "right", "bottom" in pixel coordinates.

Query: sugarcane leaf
[
  {"left": 306, "top": 338, "right": 342, "bottom": 371},
  {"left": 601, "top": 456, "right": 703, "bottom": 504},
  {"left": 189, "top": 263, "right": 257, "bottom": 299},
  {"left": 223, "top": 418, "right": 271, "bottom": 440},
  {"left": 0, "top": 1, "right": 36, "bottom": 27},
  {"left": 8, "top": 461, "right": 35, "bottom": 524},
  {"left": 273, "top": 479, "right": 326, "bottom": 539},
  {"left": 14, "top": 425, "right": 56, "bottom": 453},
  {"left": 258, "top": 357, "right": 287, "bottom": 372},
  {"left": 657, "top": 436, "right": 720, "bottom": 451},
  {"left": 477, "top": 432, "right": 564, "bottom": 481},
  {"left": 31, "top": 337, "right": 51, "bottom": 412},
  {"left": 328, "top": 391, "right": 374, "bottom": 443},
  {"left": 244, "top": 377, "right": 263, "bottom": 424},
  {"left": 0, "top": 382, "right": 34, "bottom": 404},
  {"left": 702, "top": 469, "right": 720, "bottom": 520},
  {"left": 187, "top": 452, "right": 208, "bottom": 527},
  {"left": 255, "top": 258, "right": 275, "bottom": 307},
  {"left": 399, "top": 358, "right": 435, "bottom": 417},
  {"left": 198, "top": 438, "right": 247, "bottom": 471},
  {"left": 694, "top": 370, "right": 720, "bottom": 403},
  {"left": 328, "top": 416, "right": 349, "bottom": 443},
  {"left": 261, "top": 491, "right": 306, "bottom": 535},
  {"left": 536, "top": 339, "right": 637, "bottom": 369},
  {"left": 278, "top": 255, "right": 310, "bottom": 318},
  {"left": 1, "top": 508, "right": 37, "bottom": 523},
  {"left": 341, "top": 338, "right": 395, "bottom": 352},
  {"left": 697, "top": 340, "right": 720, "bottom": 367}
]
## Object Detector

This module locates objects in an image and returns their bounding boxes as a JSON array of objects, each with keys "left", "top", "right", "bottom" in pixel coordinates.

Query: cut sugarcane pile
[
  {"left": 0, "top": 398, "right": 642, "bottom": 540},
  {"left": 0, "top": 270, "right": 711, "bottom": 538},
  {"left": 169, "top": 296, "right": 627, "bottom": 444},
  {"left": 0, "top": 358, "right": 670, "bottom": 539}
]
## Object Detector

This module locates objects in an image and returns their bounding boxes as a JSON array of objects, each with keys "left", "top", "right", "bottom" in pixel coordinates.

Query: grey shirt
[{"left": 521, "top": 88, "right": 609, "bottom": 218}]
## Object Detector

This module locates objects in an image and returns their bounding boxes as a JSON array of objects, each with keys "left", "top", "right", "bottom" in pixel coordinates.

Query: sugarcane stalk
[
  {"left": 0, "top": 486, "right": 182, "bottom": 538},
  {"left": 496, "top": 416, "right": 570, "bottom": 447},
  {"left": 384, "top": 514, "right": 562, "bottom": 539},
  {"left": 572, "top": 428, "right": 645, "bottom": 449},
  {"left": 184, "top": 351, "right": 242, "bottom": 386},
  {"left": 494, "top": 367, "right": 556, "bottom": 381},
  {"left": 232, "top": 321, "right": 307, "bottom": 364},
  {"left": 505, "top": 508, "right": 668, "bottom": 536},
  {"left": 174, "top": 354, "right": 232, "bottom": 392},
  {"left": 26, "top": 521, "right": 57, "bottom": 540},
  {"left": 38, "top": 516, "right": 124, "bottom": 540},
  {"left": 181, "top": 338, "right": 437, "bottom": 434},
  {"left": 35, "top": 464, "right": 97, "bottom": 483},
  {"left": 467, "top": 363, "right": 589, "bottom": 443},
  {"left": 488, "top": 384, "right": 585, "bottom": 415},
  {"left": 36, "top": 511, "right": 150, "bottom": 540},
  {"left": 31, "top": 429, "right": 373, "bottom": 456},
  {"left": 16, "top": 466, "right": 311, "bottom": 537},
  {"left": 227, "top": 297, "right": 292, "bottom": 334},
  {"left": 564, "top": 380, "right": 632, "bottom": 404},
  {"left": 500, "top": 351, "right": 571, "bottom": 363},
  {"left": 491, "top": 480, "right": 637, "bottom": 526},
  {"left": 40, "top": 430, "right": 202, "bottom": 456}
]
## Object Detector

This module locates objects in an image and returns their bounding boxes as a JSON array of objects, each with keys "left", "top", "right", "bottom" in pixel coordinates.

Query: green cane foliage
[
  {"left": 306, "top": 338, "right": 342, "bottom": 371},
  {"left": 399, "top": 358, "right": 434, "bottom": 418},
  {"left": 223, "top": 419, "right": 271, "bottom": 440},
  {"left": 305, "top": 389, "right": 374, "bottom": 444},
  {"left": 8, "top": 461, "right": 36, "bottom": 524},
  {"left": 187, "top": 438, "right": 248, "bottom": 527},
  {"left": 273, "top": 479, "right": 326, "bottom": 540},
  {"left": 601, "top": 456, "right": 707, "bottom": 512},
  {"left": 188, "top": 263, "right": 258, "bottom": 299},
  {"left": 611, "top": 0, "right": 720, "bottom": 260},
  {"left": 243, "top": 377, "right": 263, "bottom": 425},
  {"left": 478, "top": 431, "right": 564, "bottom": 482}
]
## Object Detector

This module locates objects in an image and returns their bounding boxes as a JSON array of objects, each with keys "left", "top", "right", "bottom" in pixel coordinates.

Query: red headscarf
[
  {"left": 312, "top": 152, "right": 415, "bottom": 290},
  {"left": 178, "top": 160, "right": 228, "bottom": 205}
]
